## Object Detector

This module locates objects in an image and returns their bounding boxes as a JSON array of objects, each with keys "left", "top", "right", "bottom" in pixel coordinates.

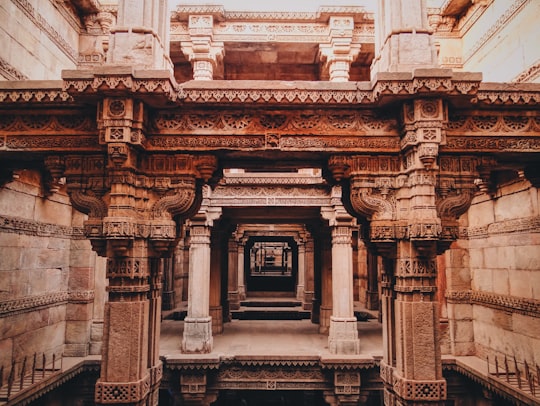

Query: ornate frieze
[
  {"left": 446, "top": 114, "right": 540, "bottom": 135},
  {"left": 0, "top": 214, "right": 84, "bottom": 239},
  {"left": 447, "top": 290, "right": 540, "bottom": 318},
  {"left": 0, "top": 56, "right": 28, "bottom": 81},
  {"left": 152, "top": 109, "right": 397, "bottom": 135},
  {"left": 464, "top": 216, "right": 540, "bottom": 239},
  {"left": 0, "top": 290, "right": 94, "bottom": 317},
  {"left": 214, "top": 365, "right": 329, "bottom": 391}
]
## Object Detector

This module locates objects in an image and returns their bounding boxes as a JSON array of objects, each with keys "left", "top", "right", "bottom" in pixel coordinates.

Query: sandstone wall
[
  {"left": 462, "top": 0, "right": 540, "bottom": 82},
  {"left": 447, "top": 178, "right": 540, "bottom": 366},
  {"left": 0, "top": 0, "right": 80, "bottom": 80},
  {"left": 0, "top": 169, "right": 105, "bottom": 374}
]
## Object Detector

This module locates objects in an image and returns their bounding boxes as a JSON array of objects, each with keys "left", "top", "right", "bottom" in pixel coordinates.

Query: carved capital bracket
[
  {"left": 43, "top": 155, "right": 66, "bottom": 195},
  {"left": 180, "top": 371, "right": 217, "bottom": 406},
  {"left": 401, "top": 99, "right": 446, "bottom": 171},
  {"left": 319, "top": 16, "right": 361, "bottom": 82},
  {"left": 181, "top": 14, "right": 225, "bottom": 80}
]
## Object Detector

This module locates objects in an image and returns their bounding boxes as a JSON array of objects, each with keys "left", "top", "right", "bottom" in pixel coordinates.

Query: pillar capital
[
  {"left": 319, "top": 16, "right": 360, "bottom": 82},
  {"left": 181, "top": 14, "right": 225, "bottom": 80}
]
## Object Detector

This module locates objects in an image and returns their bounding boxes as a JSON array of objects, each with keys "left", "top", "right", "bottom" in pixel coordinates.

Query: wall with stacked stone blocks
[
  {"left": 0, "top": 169, "right": 104, "bottom": 370},
  {"left": 465, "top": 179, "right": 540, "bottom": 365},
  {"left": 0, "top": 0, "right": 80, "bottom": 80},
  {"left": 462, "top": 0, "right": 540, "bottom": 82}
]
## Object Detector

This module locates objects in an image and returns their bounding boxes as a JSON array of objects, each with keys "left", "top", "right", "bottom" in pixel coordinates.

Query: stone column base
[
  {"left": 328, "top": 316, "right": 360, "bottom": 355},
  {"left": 182, "top": 317, "right": 213, "bottom": 353}
]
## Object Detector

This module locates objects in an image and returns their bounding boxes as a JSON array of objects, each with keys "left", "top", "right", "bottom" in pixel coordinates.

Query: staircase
[{"left": 231, "top": 298, "right": 310, "bottom": 320}]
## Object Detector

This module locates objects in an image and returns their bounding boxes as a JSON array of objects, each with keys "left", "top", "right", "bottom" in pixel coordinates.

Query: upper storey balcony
[{"left": 170, "top": 5, "right": 375, "bottom": 82}]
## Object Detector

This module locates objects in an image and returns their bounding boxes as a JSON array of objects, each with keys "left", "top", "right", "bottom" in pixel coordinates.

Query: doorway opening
[{"left": 244, "top": 236, "right": 297, "bottom": 295}]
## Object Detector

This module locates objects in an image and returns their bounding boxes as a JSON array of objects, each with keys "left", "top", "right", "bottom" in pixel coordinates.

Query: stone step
[
  {"left": 231, "top": 308, "right": 311, "bottom": 320},
  {"left": 240, "top": 300, "right": 302, "bottom": 308}
]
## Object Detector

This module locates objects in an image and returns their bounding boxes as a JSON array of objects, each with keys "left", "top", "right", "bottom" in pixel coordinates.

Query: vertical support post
[
  {"left": 322, "top": 186, "right": 360, "bottom": 355},
  {"left": 371, "top": 0, "right": 438, "bottom": 77},
  {"left": 182, "top": 223, "right": 213, "bottom": 353},
  {"left": 297, "top": 242, "right": 306, "bottom": 301},
  {"left": 227, "top": 237, "right": 240, "bottom": 310}
]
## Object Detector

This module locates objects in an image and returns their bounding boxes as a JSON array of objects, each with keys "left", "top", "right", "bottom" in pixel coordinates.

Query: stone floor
[{"left": 160, "top": 318, "right": 383, "bottom": 358}]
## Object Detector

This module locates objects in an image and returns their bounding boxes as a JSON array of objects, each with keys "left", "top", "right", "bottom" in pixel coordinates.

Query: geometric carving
[
  {"left": 397, "top": 259, "right": 437, "bottom": 277},
  {"left": 393, "top": 376, "right": 446, "bottom": 401},
  {"left": 106, "top": 258, "right": 146, "bottom": 279},
  {"left": 95, "top": 375, "right": 151, "bottom": 404},
  {"left": 334, "top": 371, "right": 361, "bottom": 395}
]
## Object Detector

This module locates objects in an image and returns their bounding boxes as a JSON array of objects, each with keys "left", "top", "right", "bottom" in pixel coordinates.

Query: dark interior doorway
[{"left": 244, "top": 236, "right": 297, "bottom": 294}]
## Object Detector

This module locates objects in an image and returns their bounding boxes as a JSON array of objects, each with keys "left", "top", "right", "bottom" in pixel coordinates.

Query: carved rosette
[{"left": 401, "top": 99, "right": 445, "bottom": 171}]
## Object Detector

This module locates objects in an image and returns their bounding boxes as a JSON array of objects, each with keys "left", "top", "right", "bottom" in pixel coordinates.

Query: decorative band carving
[
  {"left": 0, "top": 214, "right": 85, "bottom": 239},
  {"left": 446, "top": 290, "right": 540, "bottom": 318},
  {"left": 397, "top": 259, "right": 437, "bottom": 277},
  {"left": 464, "top": 216, "right": 540, "bottom": 239},
  {"left": 393, "top": 376, "right": 446, "bottom": 401},
  {"left": 0, "top": 290, "right": 94, "bottom": 317},
  {"left": 95, "top": 375, "right": 151, "bottom": 404}
]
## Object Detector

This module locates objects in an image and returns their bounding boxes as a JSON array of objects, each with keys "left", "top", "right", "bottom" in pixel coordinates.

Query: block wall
[
  {"left": 0, "top": 0, "right": 80, "bottom": 80},
  {"left": 0, "top": 169, "right": 105, "bottom": 375},
  {"left": 446, "top": 178, "right": 540, "bottom": 366}
]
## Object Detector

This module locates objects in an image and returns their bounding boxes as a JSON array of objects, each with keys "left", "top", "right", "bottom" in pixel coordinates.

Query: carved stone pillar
[
  {"left": 303, "top": 237, "right": 315, "bottom": 310},
  {"left": 182, "top": 14, "right": 225, "bottom": 80},
  {"left": 366, "top": 250, "right": 379, "bottom": 311},
  {"left": 107, "top": 0, "right": 172, "bottom": 71},
  {"left": 182, "top": 223, "right": 213, "bottom": 353},
  {"left": 297, "top": 242, "right": 306, "bottom": 301},
  {"left": 237, "top": 239, "right": 246, "bottom": 300},
  {"left": 210, "top": 229, "right": 224, "bottom": 334},
  {"left": 319, "top": 16, "right": 361, "bottom": 82},
  {"left": 319, "top": 232, "right": 332, "bottom": 334},
  {"left": 322, "top": 186, "right": 360, "bottom": 355},
  {"left": 371, "top": 0, "right": 438, "bottom": 76},
  {"left": 182, "top": 189, "right": 222, "bottom": 353},
  {"left": 227, "top": 237, "right": 240, "bottom": 311}
]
